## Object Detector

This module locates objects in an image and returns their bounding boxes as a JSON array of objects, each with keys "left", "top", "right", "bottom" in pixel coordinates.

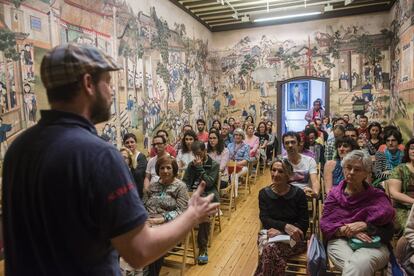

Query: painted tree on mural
[
  {"left": 239, "top": 54, "right": 257, "bottom": 91},
  {"left": 0, "top": 29, "right": 21, "bottom": 61},
  {"left": 150, "top": 7, "right": 171, "bottom": 64},
  {"left": 356, "top": 34, "right": 384, "bottom": 66},
  {"left": 274, "top": 46, "right": 300, "bottom": 78},
  {"left": 182, "top": 78, "right": 192, "bottom": 120}
]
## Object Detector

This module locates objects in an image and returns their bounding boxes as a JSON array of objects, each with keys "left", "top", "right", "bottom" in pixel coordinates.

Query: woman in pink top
[
  {"left": 207, "top": 130, "right": 230, "bottom": 188},
  {"left": 245, "top": 123, "right": 260, "bottom": 161}
]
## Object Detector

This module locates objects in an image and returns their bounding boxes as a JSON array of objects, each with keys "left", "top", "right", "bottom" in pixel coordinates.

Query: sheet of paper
[{"left": 268, "top": 234, "right": 296, "bottom": 248}]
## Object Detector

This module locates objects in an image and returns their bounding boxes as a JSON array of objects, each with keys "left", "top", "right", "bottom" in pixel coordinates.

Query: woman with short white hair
[
  {"left": 320, "top": 150, "right": 395, "bottom": 276},
  {"left": 227, "top": 128, "right": 250, "bottom": 197}
]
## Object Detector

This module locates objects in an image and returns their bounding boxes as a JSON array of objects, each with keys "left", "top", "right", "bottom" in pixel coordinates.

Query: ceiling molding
[{"left": 169, "top": 0, "right": 397, "bottom": 32}]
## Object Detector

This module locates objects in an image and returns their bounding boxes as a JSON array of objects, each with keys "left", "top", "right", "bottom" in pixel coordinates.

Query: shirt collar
[{"left": 39, "top": 110, "right": 97, "bottom": 135}]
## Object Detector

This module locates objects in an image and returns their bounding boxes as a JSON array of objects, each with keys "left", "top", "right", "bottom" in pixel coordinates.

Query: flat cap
[{"left": 41, "top": 43, "right": 121, "bottom": 90}]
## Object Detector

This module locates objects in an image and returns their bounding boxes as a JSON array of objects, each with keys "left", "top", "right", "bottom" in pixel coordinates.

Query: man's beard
[{"left": 90, "top": 87, "right": 111, "bottom": 124}]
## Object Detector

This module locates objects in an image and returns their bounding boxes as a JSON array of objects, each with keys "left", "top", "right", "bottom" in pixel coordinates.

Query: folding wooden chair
[
  {"left": 318, "top": 200, "right": 386, "bottom": 276},
  {"left": 209, "top": 174, "right": 222, "bottom": 246},
  {"left": 220, "top": 161, "right": 237, "bottom": 219},
  {"left": 165, "top": 228, "right": 197, "bottom": 276},
  {"left": 248, "top": 159, "right": 259, "bottom": 186}
]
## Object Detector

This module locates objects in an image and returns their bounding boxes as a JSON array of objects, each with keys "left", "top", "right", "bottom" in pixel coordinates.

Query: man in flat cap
[{"left": 2, "top": 43, "right": 218, "bottom": 275}]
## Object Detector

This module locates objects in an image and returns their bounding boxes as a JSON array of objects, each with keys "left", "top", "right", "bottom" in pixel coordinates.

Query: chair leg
[
  {"left": 181, "top": 232, "right": 190, "bottom": 275},
  {"left": 191, "top": 229, "right": 197, "bottom": 264}
]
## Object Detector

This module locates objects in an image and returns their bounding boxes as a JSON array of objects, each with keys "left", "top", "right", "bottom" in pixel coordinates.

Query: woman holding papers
[{"left": 254, "top": 159, "right": 309, "bottom": 276}]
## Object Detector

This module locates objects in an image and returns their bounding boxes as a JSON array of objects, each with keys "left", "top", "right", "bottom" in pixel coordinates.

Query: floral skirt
[{"left": 254, "top": 230, "right": 307, "bottom": 276}]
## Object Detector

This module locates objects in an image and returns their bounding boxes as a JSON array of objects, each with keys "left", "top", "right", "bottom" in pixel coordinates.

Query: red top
[
  {"left": 197, "top": 131, "right": 209, "bottom": 143},
  {"left": 149, "top": 144, "right": 177, "bottom": 157}
]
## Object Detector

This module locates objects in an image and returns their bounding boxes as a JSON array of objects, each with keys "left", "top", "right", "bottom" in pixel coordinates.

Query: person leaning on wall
[{"left": 1, "top": 43, "right": 219, "bottom": 275}]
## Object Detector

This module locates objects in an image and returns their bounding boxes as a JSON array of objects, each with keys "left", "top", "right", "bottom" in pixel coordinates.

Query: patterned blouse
[
  {"left": 143, "top": 178, "right": 189, "bottom": 222},
  {"left": 389, "top": 164, "right": 414, "bottom": 209}
]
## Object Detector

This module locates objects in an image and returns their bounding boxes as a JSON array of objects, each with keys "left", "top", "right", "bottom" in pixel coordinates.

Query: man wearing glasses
[{"left": 144, "top": 135, "right": 169, "bottom": 190}]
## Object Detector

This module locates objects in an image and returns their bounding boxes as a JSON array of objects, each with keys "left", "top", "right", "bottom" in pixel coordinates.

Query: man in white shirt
[
  {"left": 144, "top": 135, "right": 169, "bottom": 189},
  {"left": 282, "top": 131, "right": 320, "bottom": 197}
]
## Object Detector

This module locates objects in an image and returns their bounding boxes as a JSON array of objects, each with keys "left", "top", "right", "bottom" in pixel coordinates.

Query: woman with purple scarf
[{"left": 320, "top": 150, "right": 395, "bottom": 276}]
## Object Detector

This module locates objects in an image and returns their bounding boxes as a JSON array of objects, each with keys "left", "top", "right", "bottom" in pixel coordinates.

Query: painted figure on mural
[
  {"left": 10, "top": 83, "right": 17, "bottom": 109},
  {"left": 0, "top": 81, "right": 7, "bottom": 114},
  {"left": 364, "top": 64, "right": 372, "bottom": 83},
  {"left": 21, "top": 44, "right": 34, "bottom": 82},
  {"left": 249, "top": 104, "right": 257, "bottom": 120},
  {"left": 213, "top": 99, "right": 221, "bottom": 114},
  {"left": 239, "top": 75, "right": 246, "bottom": 91},
  {"left": 126, "top": 95, "right": 137, "bottom": 129},
  {"left": 23, "top": 83, "right": 37, "bottom": 123},
  {"left": 293, "top": 84, "right": 302, "bottom": 108},
  {"left": 260, "top": 82, "right": 268, "bottom": 97},
  {"left": 224, "top": 90, "right": 234, "bottom": 107},
  {"left": 0, "top": 116, "right": 12, "bottom": 159},
  {"left": 374, "top": 63, "right": 383, "bottom": 90},
  {"left": 352, "top": 70, "right": 359, "bottom": 88}
]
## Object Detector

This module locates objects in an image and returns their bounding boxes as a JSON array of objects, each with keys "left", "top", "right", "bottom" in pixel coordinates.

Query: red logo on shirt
[{"left": 107, "top": 183, "right": 135, "bottom": 203}]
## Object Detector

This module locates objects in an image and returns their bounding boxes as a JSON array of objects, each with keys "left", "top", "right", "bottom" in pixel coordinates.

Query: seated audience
[
  {"left": 176, "top": 130, "right": 197, "bottom": 170},
  {"left": 320, "top": 150, "right": 395, "bottom": 276},
  {"left": 143, "top": 156, "right": 189, "bottom": 275},
  {"left": 245, "top": 123, "right": 260, "bottom": 160},
  {"left": 123, "top": 133, "right": 148, "bottom": 198},
  {"left": 399, "top": 204, "right": 414, "bottom": 274},
  {"left": 365, "top": 122, "right": 383, "bottom": 159},
  {"left": 255, "top": 159, "right": 308, "bottom": 276},
  {"left": 266, "top": 121, "right": 278, "bottom": 161},
  {"left": 305, "top": 99, "right": 325, "bottom": 123},
  {"left": 322, "top": 116, "right": 332, "bottom": 133},
  {"left": 207, "top": 130, "right": 230, "bottom": 188},
  {"left": 255, "top": 121, "right": 269, "bottom": 164},
  {"left": 296, "top": 131, "right": 316, "bottom": 159},
  {"left": 211, "top": 119, "right": 222, "bottom": 132},
  {"left": 283, "top": 131, "right": 320, "bottom": 197},
  {"left": 227, "top": 117, "right": 235, "bottom": 133},
  {"left": 149, "top": 130, "right": 177, "bottom": 157},
  {"left": 227, "top": 128, "right": 250, "bottom": 197},
  {"left": 374, "top": 128, "right": 404, "bottom": 184},
  {"left": 221, "top": 123, "right": 233, "bottom": 146},
  {"left": 174, "top": 124, "right": 193, "bottom": 152},
  {"left": 325, "top": 125, "right": 345, "bottom": 161},
  {"left": 304, "top": 127, "right": 325, "bottom": 165},
  {"left": 144, "top": 135, "right": 170, "bottom": 189},
  {"left": 324, "top": 137, "right": 358, "bottom": 194},
  {"left": 196, "top": 119, "right": 209, "bottom": 143},
  {"left": 387, "top": 138, "right": 414, "bottom": 232},
  {"left": 357, "top": 115, "right": 369, "bottom": 140},
  {"left": 183, "top": 141, "right": 220, "bottom": 265},
  {"left": 344, "top": 125, "right": 358, "bottom": 143}
]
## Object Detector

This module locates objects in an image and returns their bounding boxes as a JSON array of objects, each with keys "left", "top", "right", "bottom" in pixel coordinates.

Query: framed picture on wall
[{"left": 287, "top": 81, "right": 310, "bottom": 111}]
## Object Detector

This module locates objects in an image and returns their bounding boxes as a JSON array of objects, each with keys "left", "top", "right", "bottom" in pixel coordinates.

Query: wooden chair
[
  {"left": 220, "top": 161, "right": 237, "bottom": 219},
  {"left": 209, "top": 174, "right": 223, "bottom": 246},
  {"left": 248, "top": 158, "right": 260, "bottom": 186},
  {"left": 285, "top": 199, "right": 318, "bottom": 275},
  {"left": 165, "top": 228, "right": 197, "bottom": 276},
  {"left": 318, "top": 200, "right": 387, "bottom": 276}
]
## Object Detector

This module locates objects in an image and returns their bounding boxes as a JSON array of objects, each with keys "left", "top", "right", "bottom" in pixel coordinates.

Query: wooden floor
[{"left": 161, "top": 169, "right": 270, "bottom": 276}]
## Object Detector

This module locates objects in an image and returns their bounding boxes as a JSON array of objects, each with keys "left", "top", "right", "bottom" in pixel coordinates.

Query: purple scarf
[{"left": 320, "top": 180, "right": 395, "bottom": 241}]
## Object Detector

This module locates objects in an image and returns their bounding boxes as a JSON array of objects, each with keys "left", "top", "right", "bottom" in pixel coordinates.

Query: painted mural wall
[
  {"left": 209, "top": 1, "right": 414, "bottom": 140},
  {"left": 0, "top": 0, "right": 213, "bottom": 154},
  {"left": 0, "top": 0, "right": 412, "bottom": 157}
]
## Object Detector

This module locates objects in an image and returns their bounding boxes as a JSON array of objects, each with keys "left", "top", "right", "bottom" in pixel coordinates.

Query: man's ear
[{"left": 81, "top": 73, "right": 95, "bottom": 97}]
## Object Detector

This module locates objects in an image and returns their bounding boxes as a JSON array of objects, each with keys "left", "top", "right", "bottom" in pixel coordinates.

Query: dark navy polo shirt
[{"left": 2, "top": 110, "right": 148, "bottom": 275}]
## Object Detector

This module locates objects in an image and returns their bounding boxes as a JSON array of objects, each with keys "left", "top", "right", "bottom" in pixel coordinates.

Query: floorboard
[{"left": 161, "top": 169, "right": 270, "bottom": 276}]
